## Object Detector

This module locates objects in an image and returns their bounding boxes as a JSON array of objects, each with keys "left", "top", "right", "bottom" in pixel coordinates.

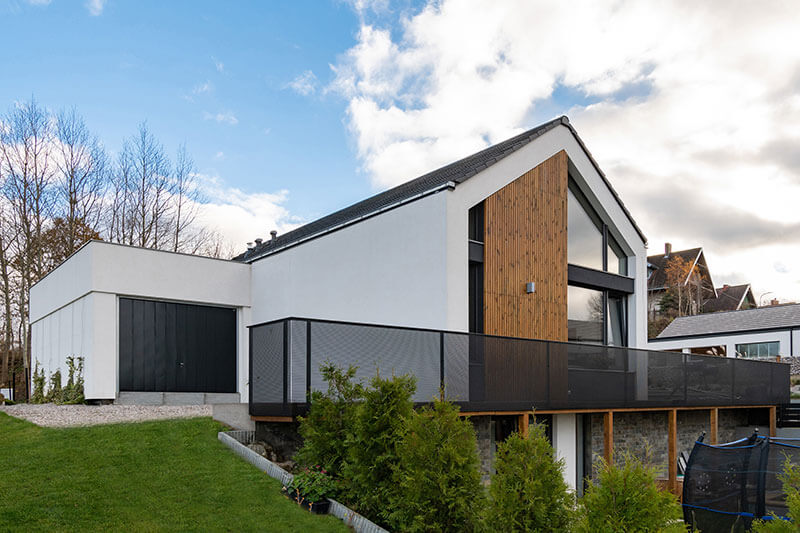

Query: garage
[{"left": 118, "top": 298, "right": 237, "bottom": 393}]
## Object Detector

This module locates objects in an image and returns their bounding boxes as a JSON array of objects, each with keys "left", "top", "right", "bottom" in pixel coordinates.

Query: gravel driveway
[{"left": 0, "top": 403, "right": 212, "bottom": 428}]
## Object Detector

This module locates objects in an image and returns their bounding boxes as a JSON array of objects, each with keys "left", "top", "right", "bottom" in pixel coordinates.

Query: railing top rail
[{"left": 247, "top": 316, "right": 789, "bottom": 365}]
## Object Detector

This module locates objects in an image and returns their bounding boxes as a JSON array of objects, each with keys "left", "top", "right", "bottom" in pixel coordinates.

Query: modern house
[
  {"left": 649, "top": 303, "right": 800, "bottom": 359},
  {"left": 29, "top": 116, "right": 788, "bottom": 495}
]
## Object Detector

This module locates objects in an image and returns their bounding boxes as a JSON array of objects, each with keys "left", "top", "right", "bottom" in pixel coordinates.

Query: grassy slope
[{"left": 0, "top": 413, "right": 348, "bottom": 533}]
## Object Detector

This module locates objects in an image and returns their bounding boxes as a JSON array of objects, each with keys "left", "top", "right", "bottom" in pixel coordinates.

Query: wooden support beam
[
  {"left": 518, "top": 413, "right": 530, "bottom": 438},
  {"left": 710, "top": 407, "right": 718, "bottom": 445},
  {"left": 603, "top": 411, "right": 614, "bottom": 465},
  {"left": 668, "top": 409, "right": 678, "bottom": 496},
  {"left": 770, "top": 406, "right": 777, "bottom": 437},
  {"left": 250, "top": 416, "right": 294, "bottom": 423}
]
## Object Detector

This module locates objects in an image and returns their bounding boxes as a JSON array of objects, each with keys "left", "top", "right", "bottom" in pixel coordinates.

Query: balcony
[{"left": 249, "top": 318, "right": 790, "bottom": 417}]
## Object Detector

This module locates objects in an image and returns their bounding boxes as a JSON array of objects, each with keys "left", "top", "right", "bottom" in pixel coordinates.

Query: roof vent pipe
[
  {"left": 665, "top": 242, "right": 672, "bottom": 256},
  {"left": 246, "top": 242, "right": 254, "bottom": 249},
  {"left": 270, "top": 230, "right": 278, "bottom": 242},
  {"left": 255, "top": 238, "right": 263, "bottom": 245}
]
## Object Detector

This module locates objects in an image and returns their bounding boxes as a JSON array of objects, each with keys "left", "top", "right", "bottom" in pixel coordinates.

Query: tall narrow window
[
  {"left": 607, "top": 295, "right": 627, "bottom": 346},
  {"left": 568, "top": 188, "right": 603, "bottom": 271},
  {"left": 607, "top": 235, "right": 628, "bottom": 276}
]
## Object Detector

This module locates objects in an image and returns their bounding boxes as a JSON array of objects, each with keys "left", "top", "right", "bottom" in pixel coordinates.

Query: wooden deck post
[
  {"left": 770, "top": 406, "right": 777, "bottom": 437},
  {"left": 603, "top": 411, "right": 614, "bottom": 465},
  {"left": 518, "top": 413, "right": 530, "bottom": 438},
  {"left": 710, "top": 407, "right": 718, "bottom": 445},
  {"left": 668, "top": 409, "right": 678, "bottom": 495}
]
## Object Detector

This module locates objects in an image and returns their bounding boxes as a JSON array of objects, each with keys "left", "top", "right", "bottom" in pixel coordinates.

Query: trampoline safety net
[{"left": 683, "top": 434, "right": 800, "bottom": 532}]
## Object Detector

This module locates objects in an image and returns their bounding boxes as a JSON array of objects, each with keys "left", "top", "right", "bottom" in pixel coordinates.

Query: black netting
[
  {"left": 251, "top": 322, "right": 284, "bottom": 403},
  {"left": 684, "top": 436, "right": 800, "bottom": 532}
]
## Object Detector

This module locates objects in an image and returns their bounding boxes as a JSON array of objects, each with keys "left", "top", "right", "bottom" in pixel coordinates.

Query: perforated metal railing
[{"left": 249, "top": 318, "right": 790, "bottom": 416}]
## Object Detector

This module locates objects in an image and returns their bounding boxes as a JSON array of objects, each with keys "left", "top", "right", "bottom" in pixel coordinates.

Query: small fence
[
  {"left": 683, "top": 434, "right": 800, "bottom": 532},
  {"left": 249, "top": 318, "right": 790, "bottom": 416}
]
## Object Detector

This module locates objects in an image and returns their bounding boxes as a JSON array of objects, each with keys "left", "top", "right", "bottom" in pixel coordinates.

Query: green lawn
[{"left": 0, "top": 413, "right": 348, "bottom": 532}]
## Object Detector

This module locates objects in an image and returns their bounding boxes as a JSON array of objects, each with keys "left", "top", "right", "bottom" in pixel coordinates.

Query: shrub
[
  {"left": 295, "top": 363, "right": 363, "bottom": 476},
  {"left": 752, "top": 458, "right": 800, "bottom": 532},
  {"left": 46, "top": 369, "right": 62, "bottom": 403},
  {"left": 31, "top": 362, "right": 46, "bottom": 404},
  {"left": 287, "top": 465, "right": 341, "bottom": 505},
  {"left": 575, "top": 452, "right": 684, "bottom": 533},
  {"left": 488, "top": 422, "right": 574, "bottom": 532},
  {"left": 389, "top": 396, "right": 485, "bottom": 533},
  {"left": 343, "top": 372, "right": 416, "bottom": 524}
]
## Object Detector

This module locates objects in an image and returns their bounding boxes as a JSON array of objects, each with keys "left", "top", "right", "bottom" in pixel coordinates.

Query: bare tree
[
  {"left": 54, "top": 108, "right": 107, "bottom": 256},
  {"left": 0, "top": 99, "right": 56, "bottom": 376},
  {"left": 171, "top": 144, "right": 202, "bottom": 252}
]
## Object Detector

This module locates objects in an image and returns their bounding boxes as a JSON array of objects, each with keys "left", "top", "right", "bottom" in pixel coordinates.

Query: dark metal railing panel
[
  {"left": 248, "top": 317, "right": 790, "bottom": 415},
  {"left": 308, "top": 320, "right": 441, "bottom": 403},
  {"left": 250, "top": 322, "right": 285, "bottom": 403}
]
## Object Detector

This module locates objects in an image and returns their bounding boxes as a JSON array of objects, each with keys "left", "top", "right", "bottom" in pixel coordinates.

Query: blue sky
[
  {"left": 1, "top": 0, "right": 384, "bottom": 219},
  {"left": 3, "top": 0, "right": 800, "bottom": 302}
]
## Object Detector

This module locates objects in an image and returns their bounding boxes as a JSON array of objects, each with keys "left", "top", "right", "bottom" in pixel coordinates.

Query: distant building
[
  {"left": 649, "top": 303, "right": 800, "bottom": 359},
  {"left": 703, "top": 284, "right": 756, "bottom": 313},
  {"left": 647, "top": 243, "right": 716, "bottom": 320}
]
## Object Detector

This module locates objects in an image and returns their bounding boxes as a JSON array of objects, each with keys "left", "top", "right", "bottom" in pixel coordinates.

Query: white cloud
[
  {"left": 203, "top": 111, "right": 238, "bottom": 125},
  {"left": 212, "top": 57, "right": 224, "bottom": 73},
  {"left": 214, "top": 151, "right": 224, "bottom": 160},
  {"left": 193, "top": 81, "right": 212, "bottom": 95},
  {"left": 85, "top": 0, "right": 106, "bottom": 16},
  {"left": 26, "top": 0, "right": 52, "bottom": 5},
  {"left": 286, "top": 70, "right": 318, "bottom": 96},
  {"left": 331, "top": 0, "right": 800, "bottom": 301},
  {"left": 192, "top": 175, "right": 301, "bottom": 252}
]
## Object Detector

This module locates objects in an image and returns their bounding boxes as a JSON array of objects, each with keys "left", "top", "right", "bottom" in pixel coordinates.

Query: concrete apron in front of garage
[{"left": 116, "top": 392, "right": 254, "bottom": 430}]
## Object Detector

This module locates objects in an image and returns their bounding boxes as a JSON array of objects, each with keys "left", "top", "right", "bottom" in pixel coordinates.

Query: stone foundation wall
[
  {"left": 472, "top": 416, "right": 494, "bottom": 483},
  {"left": 590, "top": 408, "right": 753, "bottom": 476}
]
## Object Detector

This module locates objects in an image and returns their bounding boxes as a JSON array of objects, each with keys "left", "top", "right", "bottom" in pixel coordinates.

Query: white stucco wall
[
  {"left": 553, "top": 413, "right": 578, "bottom": 491},
  {"left": 649, "top": 329, "right": 798, "bottom": 358},
  {"left": 29, "top": 241, "right": 252, "bottom": 400},
  {"left": 250, "top": 192, "right": 449, "bottom": 329}
]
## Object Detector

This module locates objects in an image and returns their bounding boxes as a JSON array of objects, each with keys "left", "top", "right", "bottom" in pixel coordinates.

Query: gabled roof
[
  {"left": 235, "top": 116, "right": 647, "bottom": 263},
  {"left": 702, "top": 284, "right": 755, "bottom": 313},
  {"left": 655, "top": 303, "right": 800, "bottom": 339},
  {"left": 646, "top": 247, "right": 704, "bottom": 290}
]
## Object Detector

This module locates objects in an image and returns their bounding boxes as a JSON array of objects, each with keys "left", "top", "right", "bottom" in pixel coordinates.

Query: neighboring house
[
  {"left": 702, "top": 283, "right": 757, "bottom": 314},
  {"left": 647, "top": 244, "right": 716, "bottom": 320},
  {"left": 649, "top": 303, "right": 800, "bottom": 359},
  {"left": 29, "top": 116, "right": 787, "bottom": 495}
]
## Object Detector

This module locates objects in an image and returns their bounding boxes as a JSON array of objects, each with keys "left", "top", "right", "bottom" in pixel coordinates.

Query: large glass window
[
  {"left": 568, "top": 286, "right": 604, "bottom": 343},
  {"left": 568, "top": 188, "right": 604, "bottom": 271},
  {"left": 735, "top": 342, "right": 780, "bottom": 358}
]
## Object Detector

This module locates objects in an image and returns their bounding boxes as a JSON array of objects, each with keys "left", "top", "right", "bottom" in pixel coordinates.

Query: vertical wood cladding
[{"left": 483, "top": 150, "right": 568, "bottom": 341}]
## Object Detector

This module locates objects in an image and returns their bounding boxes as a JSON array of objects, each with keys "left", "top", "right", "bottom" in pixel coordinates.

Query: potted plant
[{"left": 283, "top": 465, "right": 337, "bottom": 514}]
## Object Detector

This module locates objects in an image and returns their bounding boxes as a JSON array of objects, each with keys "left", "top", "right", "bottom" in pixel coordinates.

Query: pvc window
[{"left": 735, "top": 341, "right": 780, "bottom": 358}]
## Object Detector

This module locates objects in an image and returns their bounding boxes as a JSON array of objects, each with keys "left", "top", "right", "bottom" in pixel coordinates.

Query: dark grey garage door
[{"left": 119, "top": 298, "right": 237, "bottom": 393}]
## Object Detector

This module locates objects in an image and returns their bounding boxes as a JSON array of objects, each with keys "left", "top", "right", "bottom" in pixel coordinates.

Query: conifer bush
[
  {"left": 575, "top": 452, "right": 684, "bottom": 533},
  {"left": 488, "top": 422, "right": 574, "bottom": 532},
  {"left": 343, "top": 372, "right": 415, "bottom": 524},
  {"left": 295, "top": 363, "right": 363, "bottom": 479},
  {"left": 46, "top": 369, "right": 62, "bottom": 403},
  {"left": 31, "top": 362, "right": 46, "bottom": 404},
  {"left": 389, "top": 396, "right": 486, "bottom": 533},
  {"left": 752, "top": 458, "right": 800, "bottom": 532}
]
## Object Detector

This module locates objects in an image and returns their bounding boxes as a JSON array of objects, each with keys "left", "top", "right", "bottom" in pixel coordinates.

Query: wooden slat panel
[{"left": 483, "top": 151, "right": 568, "bottom": 341}]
